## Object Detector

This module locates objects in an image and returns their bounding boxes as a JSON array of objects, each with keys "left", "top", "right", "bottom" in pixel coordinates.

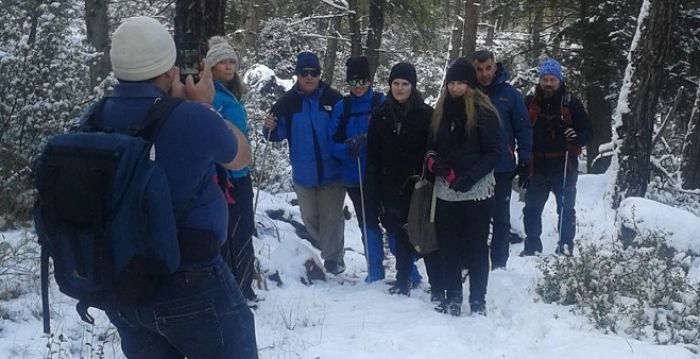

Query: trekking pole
[
  {"left": 357, "top": 156, "right": 371, "bottom": 274},
  {"left": 253, "top": 125, "right": 272, "bottom": 216},
  {"left": 558, "top": 150, "right": 569, "bottom": 247}
]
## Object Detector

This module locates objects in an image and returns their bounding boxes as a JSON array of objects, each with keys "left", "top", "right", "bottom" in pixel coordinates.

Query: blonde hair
[{"left": 430, "top": 85, "right": 499, "bottom": 138}]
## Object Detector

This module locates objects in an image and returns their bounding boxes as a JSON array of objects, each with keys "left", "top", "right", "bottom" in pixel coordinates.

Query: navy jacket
[
  {"left": 265, "top": 82, "right": 343, "bottom": 188},
  {"left": 480, "top": 63, "right": 532, "bottom": 173},
  {"left": 328, "top": 88, "right": 385, "bottom": 186}
]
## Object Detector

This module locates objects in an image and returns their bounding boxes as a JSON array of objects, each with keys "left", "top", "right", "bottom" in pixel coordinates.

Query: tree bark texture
[
  {"left": 85, "top": 0, "right": 110, "bottom": 88},
  {"left": 365, "top": 0, "right": 385, "bottom": 82},
  {"left": 680, "top": 85, "right": 700, "bottom": 189},
  {"left": 448, "top": 2, "right": 463, "bottom": 63},
  {"left": 529, "top": 0, "right": 544, "bottom": 62},
  {"left": 461, "top": 0, "right": 479, "bottom": 60},
  {"left": 174, "top": 0, "right": 226, "bottom": 53},
  {"left": 612, "top": 0, "right": 680, "bottom": 207},
  {"left": 322, "top": 16, "right": 341, "bottom": 85},
  {"left": 348, "top": 0, "right": 362, "bottom": 56},
  {"left": 578, "top": 0, "right": 614, "bottom": 174}
]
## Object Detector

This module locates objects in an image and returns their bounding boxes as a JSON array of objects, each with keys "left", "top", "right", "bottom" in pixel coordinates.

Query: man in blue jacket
[
  {"left": 472, "top": 50, "right": 532, "bottom": 269},
  {"left": 329, "top": 56, "right": 385, "bottom": 282},
  {"left": 263, "top": 52, "right": 346, "bottom": 274},
  {"left": 102, "top": 16, "right": 257, "bottom": 358}
]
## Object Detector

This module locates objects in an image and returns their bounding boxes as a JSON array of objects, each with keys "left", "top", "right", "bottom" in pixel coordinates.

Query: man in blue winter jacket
[
  {"left": 472, "top": 50, "right": 533, "bottom": 269},
  {"left": 101, "top": 16, "right": 257, "bottom": 358},
  {"left": 263, "top": 52, "right": 346, "bottom": 274}
]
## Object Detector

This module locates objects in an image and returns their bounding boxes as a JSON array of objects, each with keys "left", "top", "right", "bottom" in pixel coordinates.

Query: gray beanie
[{"left": 206, "top": 36, "right": 238, "bottom": 67}]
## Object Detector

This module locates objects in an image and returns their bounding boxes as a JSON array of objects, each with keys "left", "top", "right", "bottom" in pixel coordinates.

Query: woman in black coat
[
  {"left": 425, "top": 59, "right": 501, "bottom": 316},
  {"left": 365, "top": 63, "right": 442, "bottom": 297}
]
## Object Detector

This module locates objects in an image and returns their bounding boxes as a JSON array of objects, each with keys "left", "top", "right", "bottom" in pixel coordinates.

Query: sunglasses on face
[
  {"left": 346, "top": 79, "right": 368, "bottom": 87},
  {"left": 298, "top": 69, "right": 320, "bottom": 78}
]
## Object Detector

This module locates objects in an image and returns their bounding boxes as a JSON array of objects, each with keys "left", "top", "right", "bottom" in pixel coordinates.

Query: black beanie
[
  {"left": 389, "top": 62, "right": 417, "bottom": 88},
  {"left": 445, "top": 58, "right": 477, "bottom": 88},
  {"left": 346, "top": 56, "right": 370, "bottom": 82}
]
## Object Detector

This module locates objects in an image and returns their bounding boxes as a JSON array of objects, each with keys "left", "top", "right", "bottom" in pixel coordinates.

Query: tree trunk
[
  {"left": 444, "top": 0, "right": 451, "bottom": 27},
  {"left": 448, "top": 1, "right": 463, "bottom": 63},
  {"left": 244, "top": 0, "right": 258, "bottom": 56},
  {"left": 348, "top": 0, "right": 362, "bottom": 56},
  {"left": 550, "top": 0, "right": 561, "bottom": 58},
  {"left": 366, "top": 0, "right": 385, "bottom": 82},
  {"left": 578, "top": 0, "right": 613, "bottom": 174},
  {"left": 483, "top": 0, "right": 496, "bottom": 47},
  {"left": 529, "top": 0, "right": 544, "bottom": 61},
  {"left": 322, "top": 16, "right": 341, "bottom": 85},
  {"left": 174, "top": 0, "right": 226, "bottom": 54},
  {"left": 85, "top": 0, "right": 110, "bottom": 88},
  {"left": 680, "top": 85, "right": 700, "bottom": 189},
  {"left": 461, "top": 0, "right": 479, "bottom": 60},
  {"left": 611, "top": 0, "right": 680, "bottom": 207}
]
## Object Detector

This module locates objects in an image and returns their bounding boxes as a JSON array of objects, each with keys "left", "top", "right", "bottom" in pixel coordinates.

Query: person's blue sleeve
[
  {"left": 188, "top": 104, "right": 237, "bottom": 165},
  {"left": 328, "top": 99, "right": 350, "bottom": 160},
  {"left": 510, "top": 87, "right": 532, "bottom": 163}
]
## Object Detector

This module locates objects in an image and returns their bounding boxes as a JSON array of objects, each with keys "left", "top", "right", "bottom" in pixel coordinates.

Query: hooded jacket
[
  {"left": 265, "top": 81, "right": 343, "bottom": 187},
  {"left": 480, "top": 63, "right": 532, "bottom": 173}
]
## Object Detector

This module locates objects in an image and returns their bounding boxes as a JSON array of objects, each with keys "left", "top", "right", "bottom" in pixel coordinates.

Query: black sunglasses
[
  {"left": 346, "top": 79, "right": 368, "bottom": 87},
  {"left": 299, "top": 69, "right": 320, "bottom": 78}
]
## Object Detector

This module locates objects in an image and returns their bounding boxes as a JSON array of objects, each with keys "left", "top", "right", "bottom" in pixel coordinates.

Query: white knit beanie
[
  {"left": 206, "top": 36, "right": 238, "bottom": 67},
  {"left": 109, "top": 16, "right": 176, "bottom": 81}
]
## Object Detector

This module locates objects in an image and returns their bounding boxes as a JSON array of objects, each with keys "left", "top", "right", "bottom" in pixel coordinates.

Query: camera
[{"left": 177, "top": 43, "right": 201, "bottom": 83}]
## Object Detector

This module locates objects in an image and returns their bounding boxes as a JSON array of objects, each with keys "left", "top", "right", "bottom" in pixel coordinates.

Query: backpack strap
[
  {"left": 526, "top": 95, "right": 539, "bottom": 126},
  {"left": 81, "top": 99, "right": 110, "bottom": 132},
  {"left": 129, "top": 96, "right": 185, "bottom": 140},
  {"left": 560, "top": 92, "right": 572, "bottom": 128},
  {"left": 370, "top": 92, "right": 383, "bottom": 113},
  {"left": 332, "top": 96, "right": 353, "bottom": 143}
]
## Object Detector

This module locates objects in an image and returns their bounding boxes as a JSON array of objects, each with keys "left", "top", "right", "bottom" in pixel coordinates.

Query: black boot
[
  {"left": 430, "top": 290, "right": 446, "bottom": 304},
  {"left": 388, "top": 282, "right": 411, "bottom": 296},
  {"left": 470, "top": 300, "right": 487, "bottom": 316}
]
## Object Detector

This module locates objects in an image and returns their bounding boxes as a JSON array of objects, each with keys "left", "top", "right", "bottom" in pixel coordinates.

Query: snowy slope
[{"left": 0, "top": 174, "right": 698, "bottom": 358}]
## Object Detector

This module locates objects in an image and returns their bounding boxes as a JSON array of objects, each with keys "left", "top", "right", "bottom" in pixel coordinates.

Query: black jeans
[
  {"left": 436, "top": 197, "right": 492, "bottom": 305},
  {"left": 490, "top": 172, "right": 514, "bottom": 268},
  {"left": 222, "top": 174, "right": 257, "bottom": 300}
]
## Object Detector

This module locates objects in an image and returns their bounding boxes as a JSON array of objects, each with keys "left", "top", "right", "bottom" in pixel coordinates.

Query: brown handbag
[{"left": 405, "top": 169, "right": 438, "bottom": 254}]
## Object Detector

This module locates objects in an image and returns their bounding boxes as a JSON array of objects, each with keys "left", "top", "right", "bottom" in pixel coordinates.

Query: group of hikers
[
  {"left": 35, "top": 15, "right": 591, "bottom": 358},
  {"left": 261, "top": 44, "right": 591, "bottom": 317}
]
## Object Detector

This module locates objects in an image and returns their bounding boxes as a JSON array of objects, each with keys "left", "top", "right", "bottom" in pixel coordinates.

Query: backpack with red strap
[{"left": 525, "top": 92, "right": 582, "bottom": 156}]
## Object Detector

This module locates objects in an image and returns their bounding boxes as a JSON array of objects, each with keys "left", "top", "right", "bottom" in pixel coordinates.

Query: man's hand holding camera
[{"left": 171, "top": 59, "right": 214, "bottom": 106}]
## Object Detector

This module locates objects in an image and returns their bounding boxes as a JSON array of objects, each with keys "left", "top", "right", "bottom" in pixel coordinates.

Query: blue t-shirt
[{"left": 100, "top": 83, "right": 237, "bottom": 254}]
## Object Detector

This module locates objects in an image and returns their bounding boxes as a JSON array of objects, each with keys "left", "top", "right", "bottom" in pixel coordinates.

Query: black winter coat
[
  {"left": 365, "top": 92, "right": 433, "bottom": 229},
  {"left": 526, "top": 86, "right": 591, "bottom": 154},
  {"left": 428, "top": 97, "right": 501, "bottom": 189}
]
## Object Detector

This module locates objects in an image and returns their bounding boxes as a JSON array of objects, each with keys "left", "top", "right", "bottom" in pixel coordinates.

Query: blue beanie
[
  {"left": 295, "top": 51, "right": 320, "bottom": 73},
  {"left": 539, "top": 58, "right": 563, "bottom": 81}
]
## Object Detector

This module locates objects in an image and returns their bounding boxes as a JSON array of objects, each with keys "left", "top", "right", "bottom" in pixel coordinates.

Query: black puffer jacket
[
  {"left": 428, "top": 96, "right": 501, "bottom": 189},
  {"left": 365, "top": 91, "right": 433, "bottom": 228}
]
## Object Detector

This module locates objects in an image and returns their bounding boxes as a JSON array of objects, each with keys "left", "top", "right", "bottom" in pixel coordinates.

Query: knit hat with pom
[{"left": 206, "top": 36, "right": 238, "bottom": 67}]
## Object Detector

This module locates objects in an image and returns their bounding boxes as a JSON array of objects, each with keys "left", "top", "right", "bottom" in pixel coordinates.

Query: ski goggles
[
  {"left": 298, "top": 69, "right": 320, "bottom": 78},
  {"left": 346, "top": 79, "right": 369, "bottom": 87}
]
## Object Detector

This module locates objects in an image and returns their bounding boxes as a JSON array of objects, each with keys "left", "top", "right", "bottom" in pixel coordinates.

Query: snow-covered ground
[{"left": 1, "top": 173, "right": 699, "bottom": 358}]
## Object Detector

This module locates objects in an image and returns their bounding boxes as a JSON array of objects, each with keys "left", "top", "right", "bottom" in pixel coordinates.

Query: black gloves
[
  {"left": 426, "top": 151, "right": 452, "bottom": 177},
  {"left": 345, "top": 134, "right": 367, "bottom": 158},
  {"left": 564, "top": 128, "right": 579, "bottom": 144},
  {"left": 450, "top": 176, "right": 474, "bottom": 192},
  {"left": 517, "top": 161, "right": 530, "bottom": 189}
]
